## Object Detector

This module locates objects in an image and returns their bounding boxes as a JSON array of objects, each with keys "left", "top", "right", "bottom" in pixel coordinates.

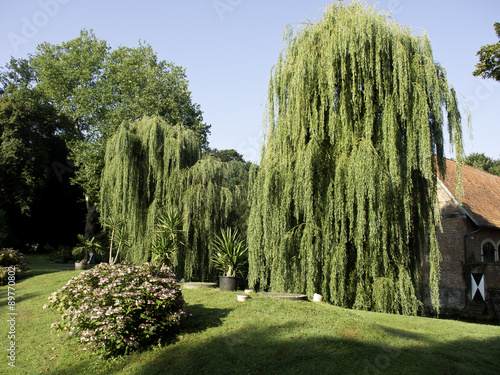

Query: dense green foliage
[
  {"left": 0, "top": 248, "right": 30, "bottom": 285},
  {"left": 0, "top": 82, "right": 84, "bottom": 248},
  {"left": 28, "top": 29, "right": 208, "bottom": 238},
  {"left": 248, "top": 2, "right": 465, "bottom": 314},
  {"left": 0, "top": 86, "right": 72, "bottom": 215},
  {"left": 473, "top": 22, "right": 500, "bottom": 82},
  {"left": 211, "top": 228, "right": 248, "bottom": 277},
  {"left": 100, "top": 117, "right": 244, "bottom": 280},
  {"left": 464, "top": 152, "right": 500, "bottom": 177},
  {"left": 48, "top": 262, "right": 186, "bottom": 357}
]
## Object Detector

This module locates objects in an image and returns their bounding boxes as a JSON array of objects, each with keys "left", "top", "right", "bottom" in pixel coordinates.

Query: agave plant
[{"left": 212, "top": 228, "right": 248, "bottom": 278}]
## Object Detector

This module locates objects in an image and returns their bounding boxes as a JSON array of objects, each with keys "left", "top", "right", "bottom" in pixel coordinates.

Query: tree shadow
[
  {"left": 0, "top": 290, "right": 41, "bottom": 307},
  {"left": 181, "top": 303, "right": 234, "bottom": 335},
  {"left": 46, "top": 303, "right": 233, "bottom": 375},
  {"left": 129, "top": 321, "right": 500, "bottom": 375}
]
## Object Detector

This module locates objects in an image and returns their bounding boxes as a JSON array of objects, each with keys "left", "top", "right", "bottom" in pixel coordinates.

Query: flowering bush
[
  {"left": 0, "top": 248, "right": 30, "bottom": 285},
  {"left": 48, "top": 261, "right": 187, "bottom": 357}
]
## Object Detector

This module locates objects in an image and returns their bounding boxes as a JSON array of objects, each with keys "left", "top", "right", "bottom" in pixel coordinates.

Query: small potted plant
[
  {"left": 212, "top": 228, "right": 247, "bottom": 291},
  {"left": 72, "top": 235, "right": 102, "bottom": 270}
]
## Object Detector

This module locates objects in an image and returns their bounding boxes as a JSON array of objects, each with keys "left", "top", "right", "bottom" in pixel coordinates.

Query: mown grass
[{"left": 1, "top": 253, "right": 500, "bottom": 374}]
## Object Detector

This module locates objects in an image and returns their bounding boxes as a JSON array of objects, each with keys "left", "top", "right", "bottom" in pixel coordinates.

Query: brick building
[{"left": 428, "top": 158, "right": 500, "bottom": 319}]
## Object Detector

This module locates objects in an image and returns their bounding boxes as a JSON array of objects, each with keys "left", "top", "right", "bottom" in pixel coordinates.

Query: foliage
[
  {"left": 152, "top": 208, "right": 185, "bottom": 267},
  {"left": 0, "top": 248, "right": 30, "bottom": 285},
  {"left": 207, "top": 148, "right": 245, "bottom": 163},
  {"left": 3, "top": 256, "right": 500, "bottom": 374},
  {"left": 72, "top": 235, "right": 102, "bottom": 264},
  {"left": 473, "top": 22, "right": 500, "bottom": 82},
  {"left": 48, "top": 261, "right": 187, "bottom": 358},
  {"left": 0, "top": 85, "right": 73, "bottom": 215},
  {"left": 47, "top": 245, "right": 74, "bottom": 263},
  {"left": 212, "top": 228, "right": 248, "bottom": 277},
  {"left": 100, "top": 116, "right": 244, "bottom": 280},
  {"left": 247, "top": 2, "right": 466, "bottom": 315},
  {"left": 0, "top": 210, "right": 8, "bottom": 246},
  {"left": 102, "top": 216, "right": 129, "bottom": 266},
  {"left": 464, "top": 152, "right": 500, "bottom": 177},
  {"left": 27, "top": 29, "right": 209, "bottom": 238}
]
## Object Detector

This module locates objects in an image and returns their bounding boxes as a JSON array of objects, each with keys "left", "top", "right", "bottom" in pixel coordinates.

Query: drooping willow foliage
[
  {"left": 100, "top": 116, "right": 241, "bottom": 280},
  {"left": 247, "top": 2, "right": 465, "bottom": 315}
]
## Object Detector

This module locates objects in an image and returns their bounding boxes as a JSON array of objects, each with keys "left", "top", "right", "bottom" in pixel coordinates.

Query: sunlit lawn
[{"left": 1, "top": 253, "right": 499, "bottom": 374}]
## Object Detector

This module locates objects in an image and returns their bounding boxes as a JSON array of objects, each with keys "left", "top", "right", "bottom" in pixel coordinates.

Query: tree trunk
[{"left": 84, "top": 195, "right": 98, "bottom": 240}]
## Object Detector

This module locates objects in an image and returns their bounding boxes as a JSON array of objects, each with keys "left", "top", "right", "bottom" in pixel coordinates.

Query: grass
[{"left": 1, "top": 254, "right": 500, "bottom": 374}]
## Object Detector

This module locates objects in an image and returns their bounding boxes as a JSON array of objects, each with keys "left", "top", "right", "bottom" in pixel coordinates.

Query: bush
[
  {"left": 0, "top": 248, "right": 30, "bottom": 285},
  {"left": 48, "top": 261, "right": 187, "bottom": 357},
  {"left": 47, "top": 245, "right": 74, "bottom": 263}
]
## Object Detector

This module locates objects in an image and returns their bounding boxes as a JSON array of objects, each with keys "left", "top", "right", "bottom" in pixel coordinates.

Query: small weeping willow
[
  {"left": 247, "top": 1, "right": 466, "bottom": 315},
  {"left": 100, "top": 116, "right": 239, "bottom": 280}
]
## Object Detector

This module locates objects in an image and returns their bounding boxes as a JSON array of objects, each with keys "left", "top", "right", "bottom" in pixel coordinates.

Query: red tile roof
[{"left": 438, "top": 158, "right": 500, "bottom": 229}]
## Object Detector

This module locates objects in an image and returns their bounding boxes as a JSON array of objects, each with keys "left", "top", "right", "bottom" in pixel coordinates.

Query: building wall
[
  {"left": 424, "top": 181, "right": 469, "bottom": 312},
  {"left": 432, "top": 181, "right": 500, "bottom": 316}
]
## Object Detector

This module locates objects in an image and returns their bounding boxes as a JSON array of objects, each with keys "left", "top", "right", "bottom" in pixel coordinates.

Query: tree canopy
[
  {"left": 464, "top": 153, "right": 500, "bottom": 177},
  {"left": 27, "top": 29, "right": 209, "bottom": 237},
  {"left": 473, "top": 22, "right": 500, "bottom": 82},
  {"left": 247, "top": 2, "right": 465, "bottom": 315},
  {"left": 100, "top": 116, "right": 244, "bottom": 280}
]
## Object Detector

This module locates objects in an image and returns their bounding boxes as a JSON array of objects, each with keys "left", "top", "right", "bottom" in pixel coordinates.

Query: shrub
[
  {"left": 47, "top": 245, "right": 74, "bottom": 263},
  {"left": 0, "top": 248, "right": 30, "bottom": 285},
  {"left": 48, "top": 261, "right": 187, "bottom": 357}
]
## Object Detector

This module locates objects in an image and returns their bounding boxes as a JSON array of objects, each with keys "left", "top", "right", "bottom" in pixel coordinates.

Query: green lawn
[{"left": 1, "top": 254, "right": 499, "bottom": 374}]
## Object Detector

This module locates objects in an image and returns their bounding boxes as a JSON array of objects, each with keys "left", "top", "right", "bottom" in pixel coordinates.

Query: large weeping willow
[
  {"left": 100, "top": 116, "right": 240, "bottom": 280},
  {"left": 247, "top": 2, "right": 465, "bottom": 315}
]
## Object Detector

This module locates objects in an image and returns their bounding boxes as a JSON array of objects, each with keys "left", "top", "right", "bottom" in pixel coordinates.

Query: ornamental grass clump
[
  {"left": 48, "top": 261, "right": 187, "bottom": 357},
  {"left": 0, "top": 248, "right": 30, "bottom": 285}
]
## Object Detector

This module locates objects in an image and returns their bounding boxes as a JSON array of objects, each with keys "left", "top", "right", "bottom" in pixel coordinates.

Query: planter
[
  {"left": 74, "top": 262, "right": 85, "bottom": 270},
  {"left": 219, "top": 276, "right": 239, "bottom": 291}
]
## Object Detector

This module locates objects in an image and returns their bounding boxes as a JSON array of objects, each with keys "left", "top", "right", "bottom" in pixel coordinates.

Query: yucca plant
[
  {"left": 212, "top": 228, "right": 247, "bottom": 278},
  {"left": 72, "top": 234, "right": 102, "bottom": 264},
  {"left": 152, "top": 208, "right": 185, "bottom": 267},
  {"left": 102, "top": 216, "right": 130, "bottom": 265}
]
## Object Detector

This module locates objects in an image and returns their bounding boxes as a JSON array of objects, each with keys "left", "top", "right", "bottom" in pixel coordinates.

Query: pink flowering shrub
[
  {"left": 0, "top": 248, "right": 30, "bottom": 285},
  {"left": 48, "top": 261, "right": 187, "bottom": 357}
]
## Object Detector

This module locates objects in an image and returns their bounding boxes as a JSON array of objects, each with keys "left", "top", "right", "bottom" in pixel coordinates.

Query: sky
[{"left": 1, "top": 0, "right": 499, "bottom": 163}]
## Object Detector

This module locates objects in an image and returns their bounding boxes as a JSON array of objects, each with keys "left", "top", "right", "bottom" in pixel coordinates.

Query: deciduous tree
[{"left": 248, "top": 2, "right": 466, "bottom": 315}]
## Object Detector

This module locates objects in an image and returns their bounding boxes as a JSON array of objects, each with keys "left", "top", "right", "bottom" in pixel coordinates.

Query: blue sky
[{"left": 1, "top": 0, "right": 499, "bottom": 163}]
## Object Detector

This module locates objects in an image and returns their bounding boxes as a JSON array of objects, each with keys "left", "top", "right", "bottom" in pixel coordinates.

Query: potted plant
[
  {"left": 72, "top": 235, "right": 102, "bottom": 270},
  {"left": 212, "top": 228, "right": 247, "bottom": 291}
]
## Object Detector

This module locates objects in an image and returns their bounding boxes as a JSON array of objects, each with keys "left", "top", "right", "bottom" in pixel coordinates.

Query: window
[{"left": 481, "top": 241, "right": 496, "bottom": 263}]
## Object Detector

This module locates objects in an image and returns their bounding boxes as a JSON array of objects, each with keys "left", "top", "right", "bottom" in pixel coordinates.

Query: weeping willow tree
[
  {"left": 100, "top": 116, "right": 241, "bottom": 280},
  {"left": 248, "top": 1, "right": 466, "bottom": 315}
]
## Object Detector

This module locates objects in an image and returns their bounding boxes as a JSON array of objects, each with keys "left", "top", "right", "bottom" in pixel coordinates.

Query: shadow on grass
[
  {"left": 45, "top": 304, "right": 234, "bottom": 375},
  {"left": 182, "top": 303, "right": 234, "bottom": 334},
  {"left": 0, "top": 290, "right": 41, "bottom": 307},
  {"left": 130, "top": 322, "right": 500, "bottom": 375}
]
